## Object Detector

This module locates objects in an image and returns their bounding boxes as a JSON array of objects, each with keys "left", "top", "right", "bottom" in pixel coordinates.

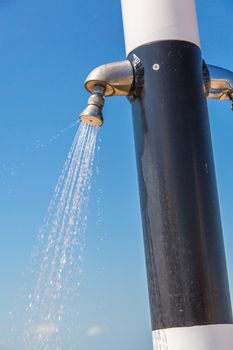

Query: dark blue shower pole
[{"left": 121, "top": 0, "right": 233, "bottom": 348}]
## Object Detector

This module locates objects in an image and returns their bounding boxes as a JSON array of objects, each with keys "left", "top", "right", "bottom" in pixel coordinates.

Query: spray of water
[{"left": 22, "top": 122, "right": 98, "bottom": 350}]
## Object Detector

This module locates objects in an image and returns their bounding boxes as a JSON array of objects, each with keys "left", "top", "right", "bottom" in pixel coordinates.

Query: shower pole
[{"left": 121, "top": 0, "right": 233, "bottom": 349}]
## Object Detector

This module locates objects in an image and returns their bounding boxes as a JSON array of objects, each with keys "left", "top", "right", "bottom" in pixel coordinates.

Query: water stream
[{"left": 22, "top": 122, "right": 98, "bottom": 350}]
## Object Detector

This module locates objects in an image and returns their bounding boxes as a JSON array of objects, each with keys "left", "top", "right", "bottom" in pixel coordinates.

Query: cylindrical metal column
[{"left": 121, "top": 0, "right": 233, "bottom": 349}]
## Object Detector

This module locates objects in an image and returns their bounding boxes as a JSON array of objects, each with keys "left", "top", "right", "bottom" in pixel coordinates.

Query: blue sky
[{"left": 0, "top": 0, "right": 233, "bottom": 349}]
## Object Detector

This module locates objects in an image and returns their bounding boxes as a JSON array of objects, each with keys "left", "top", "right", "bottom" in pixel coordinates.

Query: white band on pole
[
  {"left": 152, "top": 324, "right": 233, "bottom": 350},
  {"left": 121, "top": 0, "right": 200, "bottom": 54}
]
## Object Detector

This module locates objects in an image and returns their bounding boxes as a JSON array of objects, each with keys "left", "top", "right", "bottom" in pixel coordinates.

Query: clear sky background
[{"left": 0, "top": 1, "right": 233, "bottom": 349}]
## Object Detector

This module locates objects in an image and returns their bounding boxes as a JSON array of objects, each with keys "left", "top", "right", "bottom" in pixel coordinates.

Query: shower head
[{"left": 79, "top": 85, "right": 105, "bottom": 127}]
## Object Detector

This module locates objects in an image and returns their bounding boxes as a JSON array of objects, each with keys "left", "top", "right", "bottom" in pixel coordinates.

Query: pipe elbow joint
[
  {"left": 203, "top": 62, "right": 233, "bottom": 106},
  {"left": 84, "top": 60, "right": 135, "bottom": 97}
]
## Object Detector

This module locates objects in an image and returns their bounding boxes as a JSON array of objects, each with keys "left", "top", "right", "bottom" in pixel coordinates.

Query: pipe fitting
[
  {"left": 203, "top": 62, "right": 233, "bottom": 109},
  {"left": 84, "top": 60, "right": 134, "bottom": 97}
]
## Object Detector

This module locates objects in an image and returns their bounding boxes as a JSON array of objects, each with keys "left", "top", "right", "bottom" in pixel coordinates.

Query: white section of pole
[
  {"left": 121, "top": 0, "right": 200, "bottom": 55},
  {"left": 152, "top": 324, "right": 233, "bottom": 350}
]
